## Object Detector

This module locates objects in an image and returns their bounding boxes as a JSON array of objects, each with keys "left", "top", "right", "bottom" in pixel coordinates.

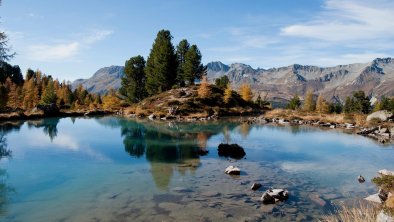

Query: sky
[{"left": 1, "top": 0, "right": 394, "bottom": 81}]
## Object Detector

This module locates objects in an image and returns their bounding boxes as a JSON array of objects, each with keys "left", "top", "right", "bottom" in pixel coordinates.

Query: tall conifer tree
[{"left": 145, "top": 30, "right": 178, "bottom": 95}]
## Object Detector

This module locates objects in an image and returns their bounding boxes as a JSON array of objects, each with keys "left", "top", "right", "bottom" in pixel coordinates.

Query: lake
[{"left": 0, "top": 116, "right": 393, "bottom": 221}]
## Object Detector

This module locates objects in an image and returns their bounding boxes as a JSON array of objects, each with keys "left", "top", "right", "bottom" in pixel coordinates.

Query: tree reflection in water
[
  {"left": 0, "top": 133, "right": 13, "bottom": 216},
  {"left": 117, "top": 119, "right": 238, "bottom": 190}
]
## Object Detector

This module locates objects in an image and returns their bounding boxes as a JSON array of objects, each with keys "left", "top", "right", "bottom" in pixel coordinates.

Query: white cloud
[
  {"left": 26, "top": 29, "right": 113, "bottom": 62},
  {"left": 281, "top": 0, "right": 394, "bottom": 42},
  {"left": 84, "top": 29, "right": 113, "bottom": 44},
  {"left": 28, "top": 42, "right": 80, "bottom": 61}
]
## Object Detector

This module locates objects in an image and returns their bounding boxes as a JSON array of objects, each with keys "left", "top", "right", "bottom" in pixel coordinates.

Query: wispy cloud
[
  {"left": 28, "top": 42, "right": 80, "bottom": 61},
  {"left": 281, "top": 0, "right": 394, "bottom": 43},
  {"left": 26, "top": 29, "right": 113, "bottom": 62}
]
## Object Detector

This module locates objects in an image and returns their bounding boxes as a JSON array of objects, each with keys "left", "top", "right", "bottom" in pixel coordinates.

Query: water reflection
[
  {"left": 116, "top": 119, "right": 222, "bottom": 189},
  {"left": 27, "top": 118, "right": 59, "bottom": 141},
  {"left": 0, "top": 133, "right": 13, "bottom": 216}
]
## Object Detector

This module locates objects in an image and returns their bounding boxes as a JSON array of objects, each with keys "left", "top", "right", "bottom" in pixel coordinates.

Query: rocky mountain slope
[
  {"left": 72, "top": 66, "right": 124, "bottom": 95},
  {"left": 73, "top": 58, "right": 394, "bottom": 103},
  {"left": 208, "top": 58, "right": 394, "bottom": 103}
]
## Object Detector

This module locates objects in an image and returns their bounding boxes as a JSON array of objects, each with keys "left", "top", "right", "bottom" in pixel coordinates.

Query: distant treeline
[
  {"left": 0, "top": 62, "right": 106, "bottom": 111},
  {"left": 287, "top": 90, "right": 394, "bottom": 114}
]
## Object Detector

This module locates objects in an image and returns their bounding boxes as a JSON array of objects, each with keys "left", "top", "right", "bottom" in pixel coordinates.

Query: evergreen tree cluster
[
  {"left": 374, "top": 97, "right": 394, "bottom": 112},
  {"left": 120, "top": 30, "right": 205, "bottom": 104},
  {"left": 0, "top": 66, "right": 103, "bottom": 111},
  {"left": 343, "top": 91, "right": 371, "bottom": 114}
]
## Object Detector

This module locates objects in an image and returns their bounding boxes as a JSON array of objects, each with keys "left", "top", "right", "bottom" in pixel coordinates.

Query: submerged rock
[
  {"left": 218, "top": 143, "right": 246, "bottom": 159},
  {"left": 309, "top": 194, "right": 326, "bottom": 206},
  {"left": 225, "top": 165, "right": 241, "bottom": 175},
  {"left": 260, "top": 188, "right": 289, "bottom": 204},
  {"left": 251, "top": 183, "right": 262, "bottom": 191}
]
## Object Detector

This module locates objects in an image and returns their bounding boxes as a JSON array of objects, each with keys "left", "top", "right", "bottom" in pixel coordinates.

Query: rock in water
[
  {"left": 358, "top": 175, "right": 366, "bottom": 183},
  {"left": 260, "top": 188, "right": 289, "bottom": 204},
  {"left": 218, "top": 144, "right": 246, "bottom": 159},
  {"left": 251, "top": 183, "right": 262, "bottom": 191},
  {"left": 367, "top": 110, "right": 393, "bottom": 122},
  {"left": 224, "top": 165, "right": 241, "bottom": 175}
]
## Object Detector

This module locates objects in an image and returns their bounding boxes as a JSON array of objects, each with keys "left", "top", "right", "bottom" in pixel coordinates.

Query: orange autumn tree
[
  {"left": 239, "top": 83, "right": 253, "bottom": 102},
  {"left": 198, "top": 76, "right": 210, "bottom": 98}
]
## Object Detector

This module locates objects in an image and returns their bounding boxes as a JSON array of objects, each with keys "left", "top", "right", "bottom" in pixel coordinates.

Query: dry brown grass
[
  {"left": 321, "top": 202, "right": 379, "bottom": 222},
  {"left": 264, "top": 109, "right": 371, "bottom": 126}
]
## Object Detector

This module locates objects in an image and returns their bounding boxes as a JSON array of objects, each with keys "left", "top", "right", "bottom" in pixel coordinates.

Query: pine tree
[
  {"left": 176, "top": 39, "right": 190, "bottom": 85},
  {"left": 145, "top": 30, "right": 178, "bottom": 95},
  {"left": 41, "top": 78, "right": 57, "bottom": 105},
  {"left": 303, "top": 89, "right": 315, "bottom": 112},
  {"left": 287, "top": 95, "right": 301, "bottom": 110},
  {"left": 223, "top": 84, "right": 232, "bottom": 104},
  {"left": 198, "top": 76, "right": 210, "bottom": 98},
  {"left": 182, "top": 45, "right": 204, "bottom": 85},
  {"left": 120, "top": 55, "right": 147, "bottom": 103},
  {"left": 239, "top": 83, "right": 253, "bottom": 102},
  {"left": 215, "top": 76, "right": 230, "bottom": 89}
]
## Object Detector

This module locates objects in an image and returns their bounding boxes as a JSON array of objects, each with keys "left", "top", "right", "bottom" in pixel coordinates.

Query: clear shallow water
[{"left": 0, "top": 117, "right": 393, "bottom": 221}]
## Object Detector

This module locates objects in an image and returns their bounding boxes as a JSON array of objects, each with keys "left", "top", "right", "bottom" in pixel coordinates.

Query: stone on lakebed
[{"left": 225, "top": 165, "right": 241, "bottom": 175}]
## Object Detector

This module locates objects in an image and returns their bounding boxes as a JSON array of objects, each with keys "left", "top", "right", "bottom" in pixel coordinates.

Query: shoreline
[
  {"left": 1, "top": 110, "right": 393, "bottom": 144},
  {"left": 0, "top": 110, "right": 115, "bottom": 122}
]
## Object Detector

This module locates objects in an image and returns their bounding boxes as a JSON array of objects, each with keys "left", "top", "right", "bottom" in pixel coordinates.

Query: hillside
[
  {"left": 73, "top": 58, "right": 394, "bottom": 103},
  {"left": 126, "top": 85, "right": 261, "bottom": 118}
]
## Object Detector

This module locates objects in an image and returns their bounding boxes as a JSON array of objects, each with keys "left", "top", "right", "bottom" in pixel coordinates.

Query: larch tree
[
  {"left": 198, "top": 76, "right": 210, "bottom": 98},
  {"left": 120, "top": 55, "right": 147, "bottom": 103},
  {"left": 303, "top": 89, "right": 315, "bottom": 112},
  {"left": 223, "top": 83, "right": 232, "bottom": 104},
  {"left": 145, "top": 30, "right": 178, "bottom": 95},
  {"left": 239, "top": 83, "right": 253, "bottom": 102},
  {"left": 316, "top": 94, "right": 329, "bottom": 114}
]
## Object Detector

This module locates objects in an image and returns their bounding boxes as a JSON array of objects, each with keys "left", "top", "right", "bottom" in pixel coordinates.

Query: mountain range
[{"left": 73, "top": 58, "right": 394, "bottom": 104}]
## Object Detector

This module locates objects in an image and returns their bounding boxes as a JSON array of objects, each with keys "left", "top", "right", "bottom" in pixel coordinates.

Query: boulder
[
  {"left": 367, "top": 110, "right": 393, "bottom": 122},
  {"left": 218, "top": 143, "right": 246, "bottom": 159},
  {"left": 365, "top": 193, "right": 383, "bottom": 204},
  {"left": 377, "top": 210, "right": 394, "bottom": 222},
  {"left": 260, "top": 188, "right": 289, "bottom": 204},
  {"left": 251, "top": 183, "right": 262, "bottom": 191},
  {"left": 148, "top": 114, "right": 156, "bottom": 120},
  {"left": 224, "top": 165, "right": 240, "bottom": 175},
  {"left": 379, "top": 169, "right": 394, "bottom": 176},
  {"left": 380, "top": 128, "right": 389, "bottom": 134}
]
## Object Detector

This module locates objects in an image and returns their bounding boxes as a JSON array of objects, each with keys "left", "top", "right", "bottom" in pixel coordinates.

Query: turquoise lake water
[{"left": 0, "top": 116, "right": 393, "bottom": 221}]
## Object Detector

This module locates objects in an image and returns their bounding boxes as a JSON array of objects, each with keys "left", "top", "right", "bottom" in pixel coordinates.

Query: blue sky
[{"left": 1, "top": 0, "right": 394, "bottom": 81}]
